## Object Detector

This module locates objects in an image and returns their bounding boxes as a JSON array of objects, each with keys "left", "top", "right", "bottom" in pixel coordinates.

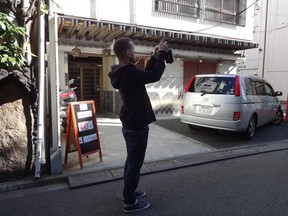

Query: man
[{"left": 108, "top": 37, "right": 169, "bottom": 213}]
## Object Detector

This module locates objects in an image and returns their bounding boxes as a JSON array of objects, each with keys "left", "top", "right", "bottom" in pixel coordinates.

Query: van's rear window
[{"left": 188, "top": 77, "right": 236, "bottom": 95}]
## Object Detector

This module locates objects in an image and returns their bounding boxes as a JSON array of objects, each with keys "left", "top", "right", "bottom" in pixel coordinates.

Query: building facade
[
  {"left": 239, "top": 0, "right": 288, "bottom": 101},
  {"left": 46, "top": 0, "right": 259, "bottom": 174},
  {"left": 51, "top": 0, "right": 258, "bottom": 115}
]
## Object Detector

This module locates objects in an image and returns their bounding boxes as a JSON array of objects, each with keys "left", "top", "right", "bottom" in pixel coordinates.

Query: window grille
[
  {"left": 204, "top": 0, "right": 246, "bottom": 26},
  {"left": 155, "top": 0, "right": 200, "bottom": 18}
]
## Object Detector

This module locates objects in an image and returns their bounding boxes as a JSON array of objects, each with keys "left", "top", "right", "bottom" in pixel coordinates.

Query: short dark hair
[{"left": 113, "top": 37, "right": 133, "bottom": 59}]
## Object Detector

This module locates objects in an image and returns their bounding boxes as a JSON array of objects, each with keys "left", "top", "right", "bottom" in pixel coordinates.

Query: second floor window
[
  {"left": 155, "top": 0, "right": 200, "bottom": 18},
  {"left": 204, "top": 0, "right": 246, "bottom": 26},
  {"left": 155, "top": 0, "right": 246, "bottom": 26}
]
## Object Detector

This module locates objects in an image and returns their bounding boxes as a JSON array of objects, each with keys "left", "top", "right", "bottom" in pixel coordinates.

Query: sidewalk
[
  {"left": 61, "top": 115, "right": 213, "bottom": 175},
  {"left": 1, "top": 113, "right": 288, "bottom": 192}
]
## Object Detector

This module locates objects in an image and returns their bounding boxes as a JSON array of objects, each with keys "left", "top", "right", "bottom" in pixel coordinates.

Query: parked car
[{"left": 180, "top": 74, "right": 283, "bottom": 139}]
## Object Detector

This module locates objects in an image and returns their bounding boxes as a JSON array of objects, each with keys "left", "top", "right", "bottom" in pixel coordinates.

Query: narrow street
[{"left": 1, "top": 149, "right": 288, "bottom": 216}]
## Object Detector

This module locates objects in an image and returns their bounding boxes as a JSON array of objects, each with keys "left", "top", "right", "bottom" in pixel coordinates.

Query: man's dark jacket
[{"left": 108, "top": 53, "right": 166, "bottom": 129}]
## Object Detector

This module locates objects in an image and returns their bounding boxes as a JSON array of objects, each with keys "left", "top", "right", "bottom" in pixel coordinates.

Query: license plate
[{"left": 197, "top": 106, "right": 212, "bottom": 115}]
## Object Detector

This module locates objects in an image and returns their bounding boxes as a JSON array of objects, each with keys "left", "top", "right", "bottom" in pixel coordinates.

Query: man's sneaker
[
  {"left": 123, "top": 199, "right": 150, "bottom": 213},
  {"left": 135, "top": 191, "right": 146, "bottom": 199}
]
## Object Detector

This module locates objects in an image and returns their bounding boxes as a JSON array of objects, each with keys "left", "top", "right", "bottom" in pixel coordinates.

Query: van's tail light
[
  {"left": 233, "top": 112, "right": 241, "bottom": 121},
  {"left": 184, "top": 76, "right": 195, "bottom": 93},
  {"left": 235, "top": 75, "right": 240, "bottom": 97},
  {"left": 180, "top": 104, "right": 184, "bottom": 114}
]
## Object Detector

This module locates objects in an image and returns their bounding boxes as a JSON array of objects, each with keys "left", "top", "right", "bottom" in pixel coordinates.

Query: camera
[
  {"left": 165, "top": 49, "right": 174, "bottom": 64},
  {"left": 159, "top": 49, "right": 174, "bottom": 64}
]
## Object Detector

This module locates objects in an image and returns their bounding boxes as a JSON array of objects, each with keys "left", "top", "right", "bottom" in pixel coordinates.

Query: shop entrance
[{"left": 68, "top": 56, "right": 102, "bottom": 110}]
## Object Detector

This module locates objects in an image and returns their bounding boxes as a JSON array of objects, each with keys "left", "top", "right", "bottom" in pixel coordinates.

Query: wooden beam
[
  {"left": 76, "top": 20, "right": 89, "bottom": 40},
  {"left": 65, "top": 19, "right": 77, "bottom": 38},
  {"left": 58, "top": 17, "right": 65, "bottom": 33},
  {"left": 86, "top": 22, "right": 101, "bottom": 40}
]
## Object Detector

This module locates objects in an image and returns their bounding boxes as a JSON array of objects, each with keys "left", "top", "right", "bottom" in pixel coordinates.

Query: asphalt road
[
  {"left": 1, "top": 149, "right": 288, "bottom": 216},
  {"left": 154, "top": 118, "right": 288, "bottom": 149}
]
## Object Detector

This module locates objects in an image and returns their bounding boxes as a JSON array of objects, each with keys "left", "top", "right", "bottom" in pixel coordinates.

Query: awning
[{"left": 57, "top": 14, "right": 258, "bottom": 52}]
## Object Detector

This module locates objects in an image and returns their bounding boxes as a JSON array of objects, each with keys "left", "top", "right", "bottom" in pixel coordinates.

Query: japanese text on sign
[{"left": 77, "top": 110, "right": 92, "bottom": 119}]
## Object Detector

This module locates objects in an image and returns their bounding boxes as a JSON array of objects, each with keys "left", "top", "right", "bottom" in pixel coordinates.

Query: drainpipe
[
  {"left": 35, "top": 0, "right": 46, "bottom": 179},
  {"left": 130, "top": 0, "right": 136, "bottom": 24},
  {"left": 261, "top": 0, "right": 269, "bottom": 78}
]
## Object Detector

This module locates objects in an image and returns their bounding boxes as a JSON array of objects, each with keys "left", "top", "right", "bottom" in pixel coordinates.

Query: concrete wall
[
  {"left": 218, "top": 63, "right": 237, "bottom": 74},
  {"left": 265, "top": 0, "right": 288, "bottom": 100},
  {"left": 240, "top": 0, "right": 288, "bottom": 101}
]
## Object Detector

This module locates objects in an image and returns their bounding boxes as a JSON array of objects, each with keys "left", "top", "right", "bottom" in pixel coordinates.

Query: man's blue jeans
[{"left": 122, "top": 126, "right": 149, "bottom": 204}]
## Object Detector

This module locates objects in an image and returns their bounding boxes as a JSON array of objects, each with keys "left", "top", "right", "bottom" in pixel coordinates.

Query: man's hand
[
  {"left": 158, "top": 41, "right": 169, "bottom": 53},
  {"left": 152, "top": 44, "right": 160, "bottom": 58},
  {"left": 152, "top": 41, "right": 170, "bottom": 58},
  {"left": 152, "top": 41, "right": 169, "bottom": 58}
]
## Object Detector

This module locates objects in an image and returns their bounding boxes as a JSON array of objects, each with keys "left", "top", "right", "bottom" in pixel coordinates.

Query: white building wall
[
  {"left": 55, "top": 0, "right": 95, "bottom": 18},
  {"left": 238, "top": 0, "right": 266, "bottom": 76},
  {"left": 218, "top": 63, "right": 237, "bottom": 74},
  {"left": 54, "top": 0, "right": 256, "bottom": 41},
  {"left": 54, "top": 0, "right": 131, "bottom": 23},
  {"left": 242, "top": 0, "right": 288, "bottom": 101},
  {"left": 265, "top": 0, "right": 288, "bottom": 101},
  {"left": 135, "top": 0, "right": 255, "bottom": 40}
]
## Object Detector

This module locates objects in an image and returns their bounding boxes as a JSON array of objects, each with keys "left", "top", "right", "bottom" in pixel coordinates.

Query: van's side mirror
[{"left": 274, "top": 91, "right": 283, "bottom": 96}]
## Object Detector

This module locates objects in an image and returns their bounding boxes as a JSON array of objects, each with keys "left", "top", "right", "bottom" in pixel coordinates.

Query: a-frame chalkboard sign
[{"left": 65, "top": 100, "right": 102, "bottom": 169}]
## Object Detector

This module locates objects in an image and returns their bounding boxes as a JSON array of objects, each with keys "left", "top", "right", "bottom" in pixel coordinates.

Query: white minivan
[{"left": 180, "top": 74, "right": 283, "bottom": 139}]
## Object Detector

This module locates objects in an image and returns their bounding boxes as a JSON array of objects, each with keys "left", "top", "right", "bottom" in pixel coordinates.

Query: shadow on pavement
[{"left": 154, "top": 118, "right": 288, "bottom": 149}]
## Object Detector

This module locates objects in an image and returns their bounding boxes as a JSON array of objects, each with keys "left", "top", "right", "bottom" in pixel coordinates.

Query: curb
[
  {"left": 1, "top": 140, "right": 288, "bottom": 192},
  {"left": 68, "top": 140, "right": 288, "bottom": 189},
  {"left": 0, "top": 174, "right": 67, "bottom": 193}
]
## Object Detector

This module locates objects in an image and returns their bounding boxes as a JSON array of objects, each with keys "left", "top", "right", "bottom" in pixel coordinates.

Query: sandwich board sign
[{"left": 65, "top": 100, "right": 102, "bottom": 169}]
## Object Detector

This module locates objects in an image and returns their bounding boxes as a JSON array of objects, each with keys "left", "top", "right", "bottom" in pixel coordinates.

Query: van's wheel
[
  {"left": 243, "top": 116, "right": 256, "bottom": 140},
  {"left": 271, "top": 108, "right": 283, "bottom": 125}
]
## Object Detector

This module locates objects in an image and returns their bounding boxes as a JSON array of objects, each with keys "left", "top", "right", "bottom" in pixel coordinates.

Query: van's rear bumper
[{"left": 180, "top": 114, "right": 248, "bottom": 132}]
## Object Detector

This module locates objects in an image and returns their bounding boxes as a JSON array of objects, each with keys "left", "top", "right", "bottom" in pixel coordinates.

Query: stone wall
[{"left": 0, "top": 69, "right": 37, "bottom": 182}]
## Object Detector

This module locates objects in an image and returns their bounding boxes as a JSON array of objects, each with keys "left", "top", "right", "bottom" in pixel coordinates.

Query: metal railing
[{"left": 155, "top": 0, "right": 200, "bottom": 18}]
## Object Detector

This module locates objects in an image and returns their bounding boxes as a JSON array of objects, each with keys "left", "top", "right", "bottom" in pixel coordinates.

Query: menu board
[{"left": 65, "top": 101, "right": 102, "bottom": 169}]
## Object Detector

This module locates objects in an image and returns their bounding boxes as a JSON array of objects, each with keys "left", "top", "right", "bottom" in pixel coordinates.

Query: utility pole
[{"left": 261, "top": 0, "right": 269, "bottom": 78}]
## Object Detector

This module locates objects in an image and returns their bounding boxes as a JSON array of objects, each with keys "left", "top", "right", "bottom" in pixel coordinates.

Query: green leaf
[
  {"left": 1, "top": 54, "right": 8, "bottom": 63},
  {"left": 8, "top": 56, "right": 16, "bottom": 65},
  {"left": 0, "top": 11, "right": 27, "bottom": 70},
  {"left": 41, "top": 4, "right": 49, "bottom": 14},
  {"left": 0, "top": 20, "right": 6, "bottom": 31},
  {"left": 0, "top": 45, "right": 8, "bottom": 51}
]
